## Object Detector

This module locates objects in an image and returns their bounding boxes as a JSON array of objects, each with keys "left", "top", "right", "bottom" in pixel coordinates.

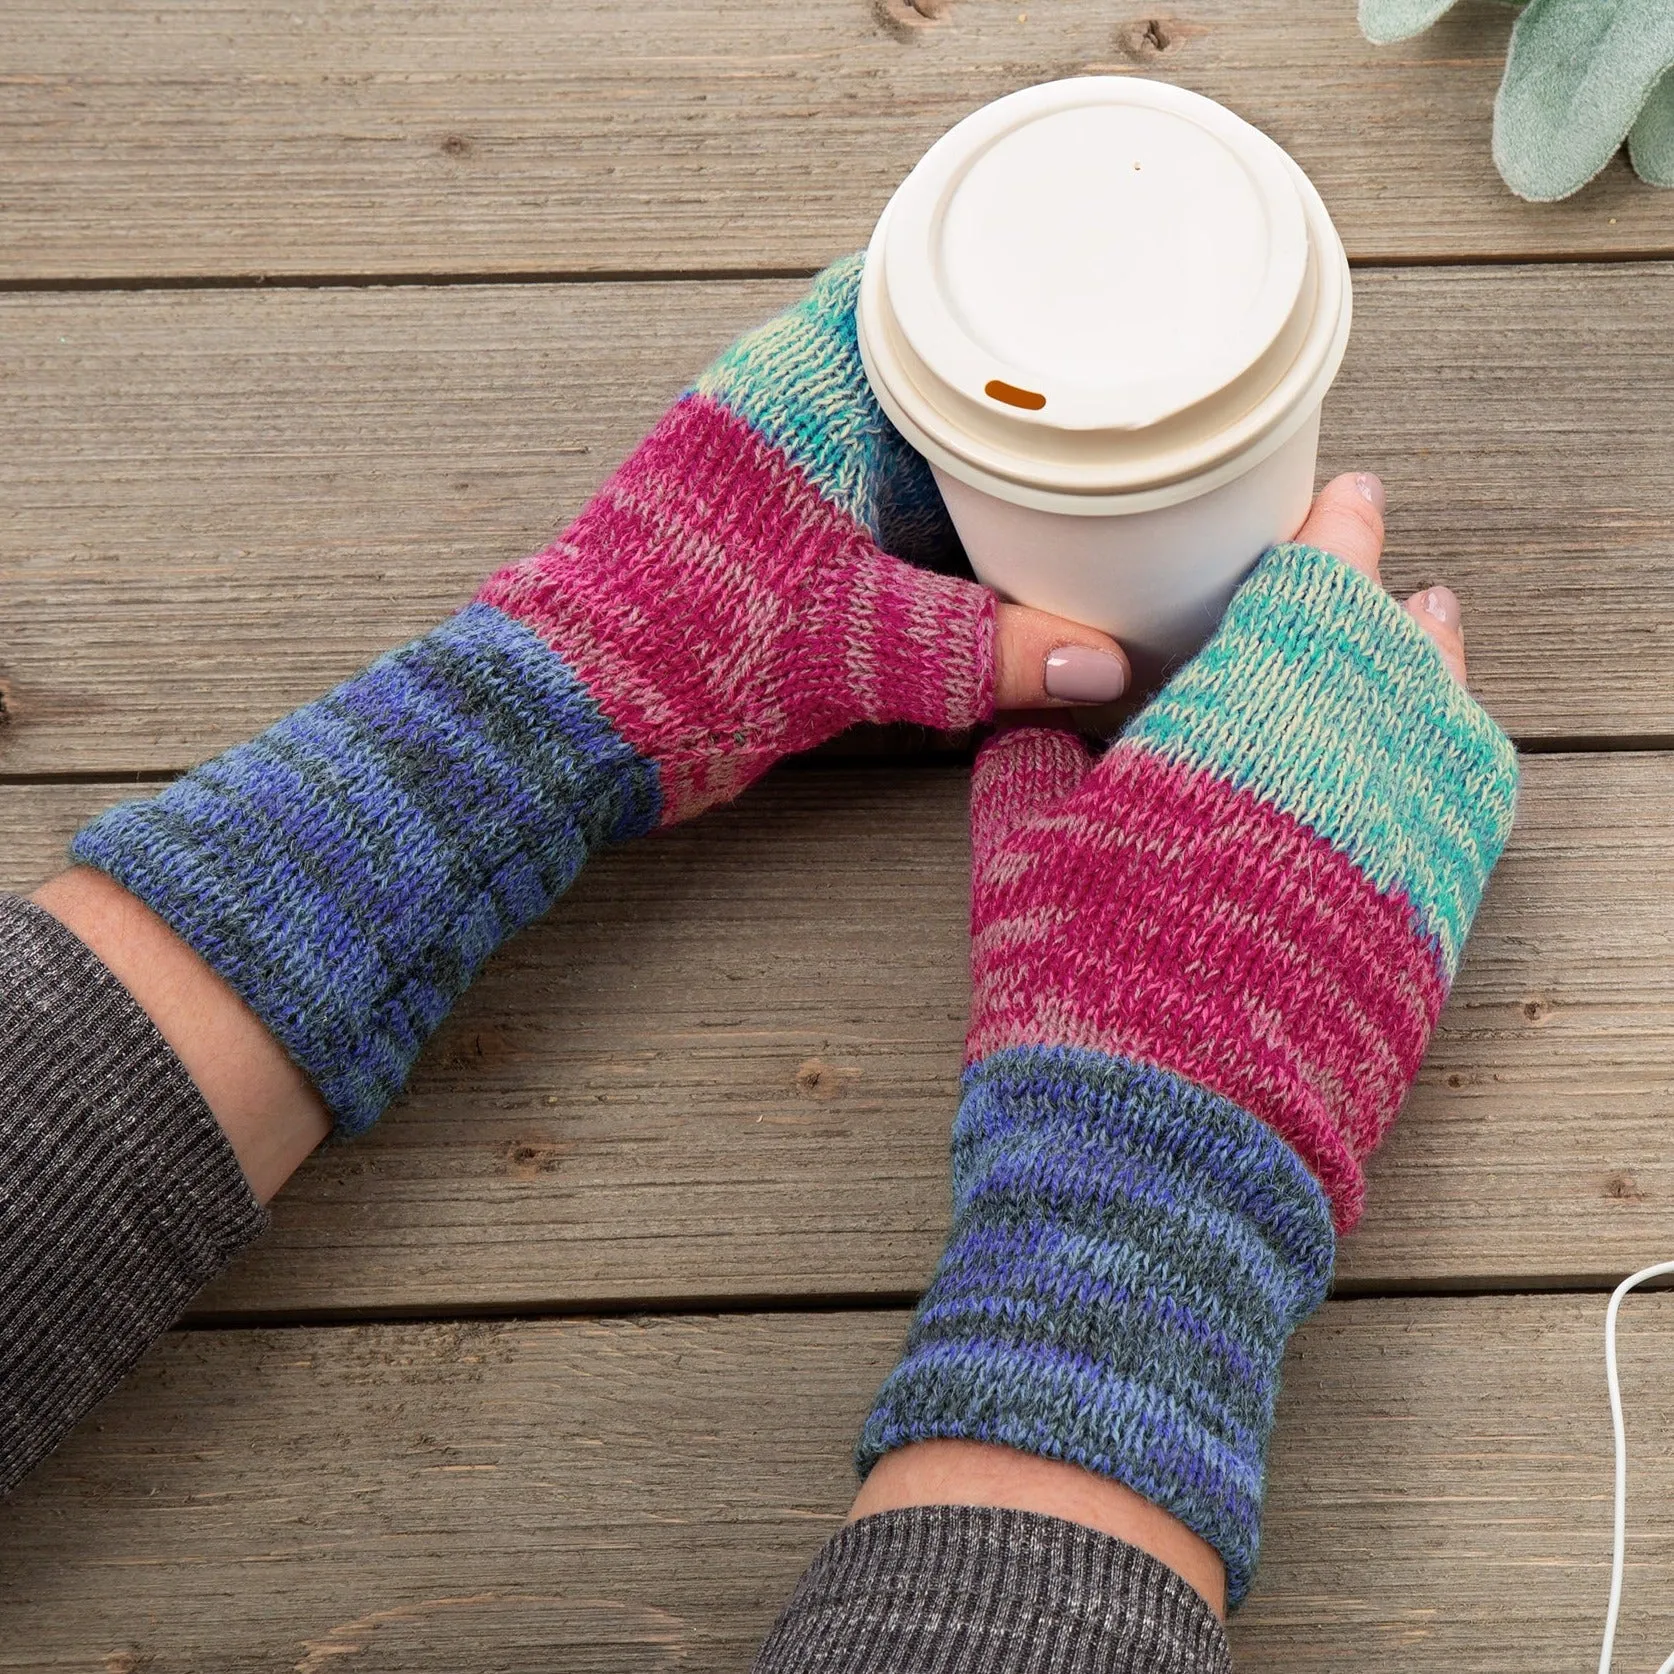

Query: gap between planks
[
  {"left": 1, "top": 1298, "right": 1671, "bottom": 1673},
  {"left": 6, "top": 244, "right": 1674, "bottom": 296},
  {"left": 3, "top": 0, "right": 1670, "bottom": 276},
  {"left": 6, "top": 753, "right": 1674, "bottom": 1317}
]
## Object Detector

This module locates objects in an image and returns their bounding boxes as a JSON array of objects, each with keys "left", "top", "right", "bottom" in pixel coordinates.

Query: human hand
[
  {"left": 961, "top": 471, "right": 1511, "bottom": 1227},
  {"left": 64, "top": 254, "right": 1129, "bottom": 1141},
  {"left": 478, "top": 254, "right": 1129, "bottom": 824},
  {"left": 857, "top": 472, "right": 1518, "bottom": 1604}
]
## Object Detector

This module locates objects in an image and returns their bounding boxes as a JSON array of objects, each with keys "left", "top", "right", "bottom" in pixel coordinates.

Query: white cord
[{"left": 1599, "top": 1260, "right": 1674, "bottom": 1674}]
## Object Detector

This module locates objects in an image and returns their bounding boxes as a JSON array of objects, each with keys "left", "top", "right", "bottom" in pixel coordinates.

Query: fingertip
[
  {"left": 1404, "top": 585, "right": 1469, "bottom": 685},
  {"left": 1295, "top": 472, "right": 1387, "bottom": 583}
]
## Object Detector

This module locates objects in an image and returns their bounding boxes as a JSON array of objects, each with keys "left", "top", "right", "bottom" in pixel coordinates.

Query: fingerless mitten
[
  {"left": 858, "top": 543, "right": 1519, "bottom": 1603},
  {"left": 71, "top": 258, "right": 994, "bottom": 1135}
]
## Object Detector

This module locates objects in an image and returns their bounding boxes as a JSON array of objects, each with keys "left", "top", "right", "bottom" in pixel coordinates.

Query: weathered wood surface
[
  {"left": 7, "top": 0, "right": 1671, "bottom": 1662},
  {"left": 8, "top": 751, "right": 1672, "bottom": 1317},
  {"left": 1, "top": 1298, "right": 1668, "bottom": 1670},
  {"left": 3, "top": 0, "right": 1669, "bottom": 283},
  {"left": 6, "top": 264, "right": 1674, "bottom": 771}
]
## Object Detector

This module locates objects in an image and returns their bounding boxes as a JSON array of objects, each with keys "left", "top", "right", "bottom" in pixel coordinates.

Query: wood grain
[
  {"left": 5, "top": 266, "right": 1674, "bottom": 768},
  {"left": 0, "top": 1297, "right": 1668, "bottom": 1670},
  {"left": 9, "top": 751, "right": 1674, "bottom": 1316},
  {"left": 2, "top": 0, "right": 1668, "bottom": 283}
]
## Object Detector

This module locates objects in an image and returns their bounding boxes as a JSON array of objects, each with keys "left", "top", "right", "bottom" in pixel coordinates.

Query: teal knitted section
[
  {"left": 1125, "top": 543, "right": 1518, "bottom": 978},
  {"left": 692, "top": 255, "right": 939, "bottom": 548}
]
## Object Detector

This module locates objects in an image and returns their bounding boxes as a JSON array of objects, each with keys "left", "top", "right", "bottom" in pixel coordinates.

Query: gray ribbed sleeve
[
  {"left": 753, "top": 1505, "right": 1231, "bottom": 1674},
  {"left": 0, "top": 894, "right": 268, "bottom": 1493}
]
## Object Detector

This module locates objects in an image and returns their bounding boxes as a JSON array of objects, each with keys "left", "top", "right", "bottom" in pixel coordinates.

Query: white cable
[{"left": 1599, "top": 1260, "right": 1674, "bottom": 1674}]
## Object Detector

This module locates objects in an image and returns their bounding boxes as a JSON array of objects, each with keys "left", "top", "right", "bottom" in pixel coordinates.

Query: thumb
[
  {"left": 971, "top": 726, "right": 1095, "bottom": 892},
  {"left": 840, "top": 547, "right": 1132, "bottom": 735}
]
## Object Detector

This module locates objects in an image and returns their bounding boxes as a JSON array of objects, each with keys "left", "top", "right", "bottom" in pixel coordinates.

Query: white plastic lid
[{"left": 858, "top": 77, "right": 1351, "bottom": 512}]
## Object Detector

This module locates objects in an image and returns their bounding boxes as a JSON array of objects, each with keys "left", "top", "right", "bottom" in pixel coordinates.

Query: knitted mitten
[
  {"left": 70, "top": 256, "right": 995, "bottom": 1137},
  {"left": 857, "top": 543, "right": 1519, "bottom": 1605},
  {"left": 1359, "top": 0, "right": 1674, "bottom": 199}
]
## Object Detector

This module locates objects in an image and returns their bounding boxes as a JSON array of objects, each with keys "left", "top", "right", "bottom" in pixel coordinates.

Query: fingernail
[
  {"left": 1354, "top": 472, "right": 1386, "bottom": 513},
  {"left": 1044, "top": 645, "right": 1127, "bottom": 703},
  {"left": 1420, "top": 585, "right": 1460, "bottom": 627}
]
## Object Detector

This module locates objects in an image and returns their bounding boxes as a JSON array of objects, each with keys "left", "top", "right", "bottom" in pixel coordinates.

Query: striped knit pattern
[
  {"left": 856, "top": 1047, "right": 1334, "bottom": 1607},
  {"left": 1128, "top": 542, "right": 1514, "bottom": 976},
  {"left": 694, "top": 254, "right": 962, "bottom": 573},
  {"left": 482, "top": 253, "right": 991, "bottom": 826},
  {"left": 73, "top": 604, "right": 660, "bottom": 1133},
  {"left": 71, "top": 256, "right": 994, "bottom": 1136},
  {"left": 864, "top": 546, "right": 1518, "bottom": 1607},
  {"left": 477, "top": 391, "right": 992, "bottom": 826},
  {"left": 969, "top": 546, "right": 1519, "bottom": 1232}
]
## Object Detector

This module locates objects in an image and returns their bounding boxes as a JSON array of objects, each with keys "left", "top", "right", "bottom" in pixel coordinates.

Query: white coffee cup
[{"left": 857, "top": 77, "right": 1352, "bottom": 686}]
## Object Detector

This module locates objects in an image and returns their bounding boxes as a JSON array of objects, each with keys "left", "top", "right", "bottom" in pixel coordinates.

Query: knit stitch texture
[
  {"left": 74, "top": 604, "right": 660, "bottom": 1131},
  {"left": 856, "top": 1047, "right": 1334, "bottom": 1605},
  {"left": 72, "top": 256, "right": 995, "bottom": 1136},
  {"left": 0, "top": 896, "right": 267, "bottom": 1493},
  {"left": 861, "top": 543, "right": 1519, "bottom": 1605},
  {"left": 753, "top": 1505, "right": 1230, "bottom": 1674}
]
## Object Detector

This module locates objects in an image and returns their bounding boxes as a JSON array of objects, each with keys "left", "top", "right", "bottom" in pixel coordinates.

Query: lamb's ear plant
[{"left": 1358, "top": 0, "right": 1674, "bottom": 200}]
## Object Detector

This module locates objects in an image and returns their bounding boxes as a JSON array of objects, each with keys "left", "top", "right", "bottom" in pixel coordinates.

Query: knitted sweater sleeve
[
  {"left": 0, "top": 894, "right": 267, "bottom": 1493},
  {"left": 753, "top": 1506, "right": 1230, "bottom": 1674},
  {"left": 0, "top": 897, "right": 1231, "bottom": 1670}
]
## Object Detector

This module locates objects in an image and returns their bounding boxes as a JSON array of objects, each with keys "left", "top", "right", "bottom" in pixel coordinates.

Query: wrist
[
  {"left": 851, "top": 1441, "right": 1227, "bottom": 1619},
  {"left": 857, "top": 1046, "right": 1333, "bottom": 1607},
  {"left": 30, "top": 868, "right": 329, "bottom": 1203},
  {"left": 68, "top": 604, "right": 661, "bottom": 1140}
]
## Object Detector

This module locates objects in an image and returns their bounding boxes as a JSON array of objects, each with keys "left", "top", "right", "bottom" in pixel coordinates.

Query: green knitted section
[
  {"left": 1125, "top": 543, "right": 1518, "bottom": 978},
  {"left": 694, "top": 256, "right": 892, "bottom": 535},
  {"left": 693, "top": 254, "right": 963, "bottom": 571}
]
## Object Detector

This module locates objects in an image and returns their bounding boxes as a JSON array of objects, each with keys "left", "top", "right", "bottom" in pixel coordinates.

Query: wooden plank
[
  {"left": 7, "top": 751, "right": 1674, "bottom": 1315},
  {"left": 2, "top": 0, "right": 1668, "bottom": 281},
  {"left": 0, "top": 1297, "right": 1668, "bottom": 1669},
  {"left": 5, "top": 266, "right": 1674, "bottom": 768}
]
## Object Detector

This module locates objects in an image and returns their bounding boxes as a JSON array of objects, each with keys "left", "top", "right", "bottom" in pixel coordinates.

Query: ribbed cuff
[
  {"left": 0, "top": 896, "right": 267, "bottom": 1494},
  {"left": 753, "top": 1505, "right": 1230, "bottom": 1674},
  {"left": 857, "top": 1047, "right": 1335, "bottom": 1606},
  {"left": 71, "top": 603, "right": 661, "bottom": 1135}
]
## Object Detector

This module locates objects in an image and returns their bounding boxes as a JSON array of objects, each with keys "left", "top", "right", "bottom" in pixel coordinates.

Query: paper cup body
[
  {"left": 930, "top": 409, "right": 1320, "bottom": 685},
  {"left": 858, "top": 77, "right": 1352, "bottom": 681}
]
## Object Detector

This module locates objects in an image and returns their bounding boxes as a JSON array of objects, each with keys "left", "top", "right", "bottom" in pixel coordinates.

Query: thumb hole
[{"left": 971, "top": 727, "right": 1095, "bottom": 885}]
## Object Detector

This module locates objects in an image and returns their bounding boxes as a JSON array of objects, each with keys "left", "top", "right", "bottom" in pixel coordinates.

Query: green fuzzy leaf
[
  {"left": 1628, "top": 66, "right": 1674, "bottom": 187},
  {"left": 1357, "top": 0, "right": 1466, "bottom": 44},
  {"left": 1494, "top": 0, "right": 1674, "bottom": 200}
]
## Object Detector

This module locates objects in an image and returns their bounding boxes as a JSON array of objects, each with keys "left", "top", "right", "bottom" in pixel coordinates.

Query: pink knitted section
[
  {"left": 967, "top": 736, "right": 1448, "bottom": 1231},
  {"left": 477, "top": 394, "right": 996, "bottom": 825}
]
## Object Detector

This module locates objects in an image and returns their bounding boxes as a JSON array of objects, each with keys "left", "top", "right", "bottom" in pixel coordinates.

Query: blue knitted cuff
[
  {"left": 71, "top": 602, "right": 661, "bottom": 1135},
  {"left": 856, "top": 1046, "right": 1336, "bottom": 1607}
]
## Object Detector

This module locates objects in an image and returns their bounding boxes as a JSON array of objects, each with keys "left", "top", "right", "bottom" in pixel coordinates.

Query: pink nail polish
[
  {"left": 1354, "top": 472, "right": 1386, "bottom": 513},
  {"left": 1422, "top": 586, "right": 1460, "bottom": 627},
  {"left": 1044, "top": 645, "right": 1127, "bottom": 703}
]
